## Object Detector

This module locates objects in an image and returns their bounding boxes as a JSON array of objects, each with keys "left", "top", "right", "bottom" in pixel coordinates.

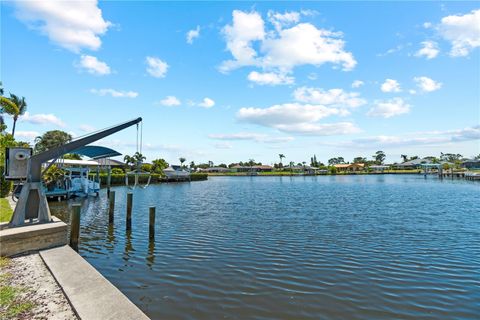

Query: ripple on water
[{"left": 49, "top": 175, "right": 480, "bottom": 320}]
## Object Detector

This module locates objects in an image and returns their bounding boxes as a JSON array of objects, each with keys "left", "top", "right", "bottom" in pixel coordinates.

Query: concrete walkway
[{"left": 40, "top": 246, "right": 149, "bottom": 320}]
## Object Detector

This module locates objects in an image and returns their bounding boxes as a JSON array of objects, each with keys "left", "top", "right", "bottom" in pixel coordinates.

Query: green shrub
[
  {"left": 191, "top": 173, "right": 208, "bottom": 181},
  {"left": 0, "top": 166, "right": 12, "bottom": 197},
  {"left": 111, "top": 168, "right": 124, "bottom": 174}
]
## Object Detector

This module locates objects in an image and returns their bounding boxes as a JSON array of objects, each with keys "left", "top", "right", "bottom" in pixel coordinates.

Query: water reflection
[{"left": 49, "top": 175, "right": 480, "bottom": 320}]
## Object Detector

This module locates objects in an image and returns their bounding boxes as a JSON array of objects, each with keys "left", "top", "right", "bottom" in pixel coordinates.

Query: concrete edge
[{"left": 40, "top": 245, "right": 149, "bottom": 320}]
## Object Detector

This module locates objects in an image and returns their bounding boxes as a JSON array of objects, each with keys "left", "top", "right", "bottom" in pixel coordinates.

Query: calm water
[{"left": 50, "top": 175, "right": 480, "bottom": 319}]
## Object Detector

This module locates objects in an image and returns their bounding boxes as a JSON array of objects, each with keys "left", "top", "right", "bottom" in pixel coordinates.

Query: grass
[
  {"left": 0, "top": 198, "right": 13, "bottom": 223},
  {"left": 0, "top": 257, "right": 35, "bottom": 319}
]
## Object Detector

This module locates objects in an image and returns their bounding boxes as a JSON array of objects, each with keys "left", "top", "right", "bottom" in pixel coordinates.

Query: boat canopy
[{"left": 71, "top": 146, "right": 121, "bottom": 160}]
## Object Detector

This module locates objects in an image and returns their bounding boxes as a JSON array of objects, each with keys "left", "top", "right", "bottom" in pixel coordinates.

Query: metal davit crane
[{"left": 9, "top": 117, "right": 142, "bottom": 227}]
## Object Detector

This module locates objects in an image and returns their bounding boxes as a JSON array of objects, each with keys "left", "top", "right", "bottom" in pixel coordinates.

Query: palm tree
[
  {"left": 279, "top": 154, "right": 285, "bottom": 167},
  {"left": 179, "top": 157, "right": 186, "bottom": 167},
  {"left": 124, "top": 155, "right": 136, "bottom": 170},
  {"left": 401, "top": 154, "right": 408, "bottom": 162},
  {"left": 7, "top": 94, "right": 27, "bottom": 138}
]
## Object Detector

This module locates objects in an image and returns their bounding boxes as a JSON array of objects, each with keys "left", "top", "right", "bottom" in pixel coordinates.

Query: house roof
[
  {"left": 48, "top": 159, "right": 99, "bottom": 166},
  {"left": 97, "top": 158, "right": 125, "bottom": 166},
  {"left": 334, "top": 163, "right": 365, "bottom": 168}
]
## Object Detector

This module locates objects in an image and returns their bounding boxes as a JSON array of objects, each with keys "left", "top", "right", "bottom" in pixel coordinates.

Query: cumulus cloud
[
  {"left": 414, "top": 76, "right": 442, "bottom": 92},
  {"left": 90, "top": 88, "right": 138, "bottom": 98},
  {"left": 159, "top": 96, "right": 181, "bottom": 107},
  {"left": 78, "top": 55, "right": 111, "bottom": 75},
  {"left": 367, "top": 98, "right": 410, "bottom": 118},
  {"left": 293, "top": 87, "right": 367, "bottom": 108},
  {"left": 247, "top": 71, "right": 294, "bottom": 85},
  {"left": 186, "top": 26, "right": 200, "bottom": 44},
  {"left": 351, "top": 80, "right": 364, "bottom": 88},
  {"left": 415, "top": 40, "right": 440, "bottom": 59},
  {"left": 236, "top": 102, "right": 359, "bottom": 136},
  {"left": 15, "top": 131, "right": 39, "bottom": 140},
  {"left": 220, "top": 10, "right": 356, "bottom": 79},
  {"left": 381, "top": 79, "right": 401, "bottom": 93},
  {"left": 20, "top": 112, "right": 66, "bottom": 127},
  {"left": 209, "top": 132, "right": 294, "bottom": 143},
  {"left": 198, "top": 97, "right": 215, "bottom": 108},
  {"left": 13, "top": 0, "right": 111, "bottom": 52},
  {"left": 146, "top": 56, "right": 169, "bottom": 78},
  {"left": 438, "top": 9, "right": 480, "bottom": 57}
]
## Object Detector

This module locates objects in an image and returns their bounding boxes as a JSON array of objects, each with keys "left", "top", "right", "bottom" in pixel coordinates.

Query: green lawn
[{"left": 0, "top": 198, "right": 13, "bottom": 223}]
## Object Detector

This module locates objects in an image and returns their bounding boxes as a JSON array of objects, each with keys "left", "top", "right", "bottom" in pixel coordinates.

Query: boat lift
[{"left": 7, "top": 117, "right": 142, "bottom": 227}]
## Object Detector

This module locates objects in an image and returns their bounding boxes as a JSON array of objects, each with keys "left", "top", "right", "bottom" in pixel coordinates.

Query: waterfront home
[
  {"left": 96, "top": 158, "right": 126, "bottom": 169},
  {"left": 230, "top": 165, "right": 273, "bottom": 172},
  {"left": 369, "top": 165, "right": 391, "bottom": 172},
  {"left": 290, "top": 165, "right": 320, "bottom": 175},
  {"left": 394, "top": 158, "right": 432, "bottom": 169},
  {"left": 334, "top": 163, "right": 365, "bottom": 172},
  {"left": 201, "top": 166, "right": 231, "bottom": 173},
  {"left": 461, "top": 159, "right": 480, "bottom": 170}
]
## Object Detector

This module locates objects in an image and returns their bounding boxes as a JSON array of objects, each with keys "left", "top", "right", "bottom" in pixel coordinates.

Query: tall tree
[
  {"left": 7, "top": 94, "right": 27, "bottom": 138},
  {"left": 401, "top": 154, "right": 408, "bottom": 162},
  {"left": 152, "top": 158, "right": 169, "bottom": 173},
  {"left": 328, "top": 157, "right": 345, "bottom": 166},
  {"left": 179, "top": 157, "right": 186, "bottom": 167},
  {"left": 279, "top": 154, "right": 285, "bottom": 167},
  {"left": 353, "top": 157, "right": 367, "bottom": 164},
  {"left": 373, "top": 151, "right": 386, "bottom": 164},
  {"left": 34, "top": 130, "right": 72, "bottom": 154}
]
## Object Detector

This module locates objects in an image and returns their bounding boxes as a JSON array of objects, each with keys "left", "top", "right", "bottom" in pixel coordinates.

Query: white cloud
[
  {"left": 198, "top": 98, "right": 215, "bottom": 108},
  {"left": 209, "top": 132, "right": 294, "bottom": 143},
  {"left": 414, "top": 76, "right": 442, "bottom": 92},
  {"left": 214, "top": 142, "right": 233, "bottom": 149},
  {"left": 236, "top": 102, "right": 359, "bottom": 136},
  {"left": 90, "top": 88, "right": 138, "bottom": 98},
  {"left": 78, "top": 55, "right": 111, "bottom": 75},
  {"left": 79, "top": 124, "right": 96, "bottom": 132},
  {"left": 159, "top": 96, "right": 181, "bottom": 107},
  {"left": 415, "top": 40, "right": 440, "bottom": 59},
  {"left": 367, "top": 98, "right": 411, "bottom": 118},
  {"left": 247, "top": 71, "right": 294, "bottom": 85},
  {"left": 146, "top": 56, "right": 169, "bottom": 78},
  {"left": 15, "top": 131, "right": 39, "bottom": 140},
  {"left": 267, "top": 10, "right": 300, "bottom": 31},
  {"left": 438, "top": 9, "right": 480, "bottom": 57},
  {"left": 381, "top": 79, "right": 401, "bottom": 92},
  {"left": 336, "top": 125, "right": 480, "bottom": 149},
  {"left": 20, "top": 112, "right": 66, "bottom": 127},
  {"left": 220, "top": 10, "right": 356, "bottom": 76},
  {"left": 351, "top": 80, "right": 364, "bottom": 88},
  {"left": 13, "top": 0, "right": 111, "bottom": 52},
  {"left": 293, "top": 87, "right": 367, "bottom": 108},
  {"left": 186, "top": 26, "right": 200, "bottom": 44}
]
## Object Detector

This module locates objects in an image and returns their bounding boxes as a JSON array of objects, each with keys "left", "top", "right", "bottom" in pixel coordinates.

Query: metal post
[
  {"left": 108, "top": 191, "right": 115, "bottom": 224},
  {"left": 126, "top": 192, "right": 133, "bottom": 230},
  {"left": 70, "top": 204, "right": 81, "bottom": 251},
  {"left": 149, "top": 207, "right": 155, "bottom": 240}
]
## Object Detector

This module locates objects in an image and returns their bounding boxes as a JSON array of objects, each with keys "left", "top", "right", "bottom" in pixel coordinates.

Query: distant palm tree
[
  {"left": 401, "top": 154, "right": 408, "bottom": 162},
  {"left": 289, "top": 161, "right": 294, "bottom": 174},
  {"left": 7, "top": 94, "right": 27, "bottom": 138},
  {"left": 279, "top": 154, "right": 285, "bottom": 167},
  {"left": 179, "top": 157, "right": 186, "bottom": 167},
  {"left": 0, "top": 96, "right": 18, "bottom": 133}
]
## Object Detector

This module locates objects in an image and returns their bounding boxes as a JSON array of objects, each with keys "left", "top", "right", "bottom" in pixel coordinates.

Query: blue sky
[{"left": 1, "top": 1, "right": 479, "bottom": 165}]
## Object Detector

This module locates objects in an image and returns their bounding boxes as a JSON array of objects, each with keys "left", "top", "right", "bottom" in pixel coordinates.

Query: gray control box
[{"left": 4, "top": 147, "right": 32, "bottom": 180}]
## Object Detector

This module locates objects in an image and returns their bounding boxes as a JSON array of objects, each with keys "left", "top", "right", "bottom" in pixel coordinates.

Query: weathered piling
[
  {"left": 70, "top": 204, "right": 81, "bottom": 251},
  {"left": 107, "top": 167, "right": 112, "bottom": 197},
  {"left": 149, "top": 207, "right": 156, "bottom": 240},
  {"left": 126, "top": 192, "right": 133, "bottom": 230},
  {"left": 108, "top": 191, "right": 115, "bottom": 223}
]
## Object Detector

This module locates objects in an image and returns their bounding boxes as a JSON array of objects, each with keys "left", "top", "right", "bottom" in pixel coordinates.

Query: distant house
[
  {"left": 97, "top": 158, "right": 125, "bottom": 168},
  {"left": 394, "top": 158, "right": 431, "bottom": 169},
  {"left": 230, "top": 165, "right": 273, "bottom": 172},
  {"left": 334, "top": 163, "right": 365, "bottom": 172},
  {"left": 369, "top": 165, "right": 390, "bottom": 172},
  {"left": 290, "top": 165, "right": 319, "bottom": 175},
  {"left": 461, "top": 159, "right": 480, "bottom": 170},
  {"left": 201, "top": 166, "right": 231, "bottom": 173}
]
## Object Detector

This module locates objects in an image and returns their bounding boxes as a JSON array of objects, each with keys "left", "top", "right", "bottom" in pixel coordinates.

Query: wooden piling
[
  {"left": 149, "top": 207, "right": 155, "bottom": 240},
  {"left": 108, "top": 191, "right": 115, "bottom": 224},
  {"left": 70, "top": 204, "right": 81, "bottom": 251},
  {"left": 107, "top": 167, "right": 112, "bottom": 197},
  {"left": 126, "top": 192, "right": 133, "bottom": 230}
]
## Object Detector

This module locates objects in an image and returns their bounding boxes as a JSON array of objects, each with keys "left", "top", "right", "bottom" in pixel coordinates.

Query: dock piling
[
  {"left": 149, "top": 207, "right": 155, "bottom": 240},
  {"left": 108, "top": 191, "right": 115, "bottom": 224},
  {"left": 70, "top": 204, "right": 81, "bottom": 251},
  {"left": 126, "top": 192, "right": 133, "bottom": 230}
]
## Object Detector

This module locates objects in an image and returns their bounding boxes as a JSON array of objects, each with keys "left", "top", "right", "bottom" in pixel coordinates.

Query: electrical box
[{"left": 4, "top": 147, "right": 32, "bottom": 180}]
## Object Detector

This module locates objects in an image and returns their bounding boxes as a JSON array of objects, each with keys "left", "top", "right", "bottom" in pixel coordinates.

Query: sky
[{"left": 1, "top": 1, "right": 479, "bottom": 165}]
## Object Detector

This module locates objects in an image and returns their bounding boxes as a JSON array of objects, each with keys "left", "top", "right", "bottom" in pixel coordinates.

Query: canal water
[{"left": 49, "top": 175, "right": 480, "bottom": 319}]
